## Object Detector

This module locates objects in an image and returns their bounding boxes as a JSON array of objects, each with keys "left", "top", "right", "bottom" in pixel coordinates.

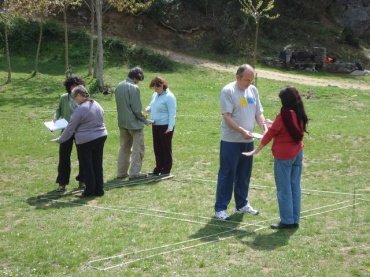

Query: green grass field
[{"left": 0, "top": 54, "right": 369, "bottom": 276}]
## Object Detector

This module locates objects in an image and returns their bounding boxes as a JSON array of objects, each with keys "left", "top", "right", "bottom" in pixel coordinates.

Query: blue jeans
[
  {"left": 274, "top": 150, "right": 303, "bottom": 224},
  {"left": 215, "top": 141, "right": 254, "bottom": 212}
]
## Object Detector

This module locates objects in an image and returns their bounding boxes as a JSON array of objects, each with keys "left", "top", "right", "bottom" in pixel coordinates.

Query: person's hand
[
  {"left": 164, "top": 129, "right": 172, "bottom": 134},
  {"left": 144, "top": 119, "right": 154, "bottom": 125},
  {"left": 264, "top": 119, "right": 273, "bottom": 128},
  {"left": 50, "top": 137, "right": 60, "bottom": 143},
  {"left": 242, "top": 150, "right": 255, "bottom": 156},
  {"left": 239, "top": 127, "right": 253, "bottom": 139}
]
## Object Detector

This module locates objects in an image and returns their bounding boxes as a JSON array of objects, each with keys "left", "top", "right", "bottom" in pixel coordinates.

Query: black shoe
[
  {"left": 270, "top": 222, "right": 298, "bottom": 229},
  {"left": 78, "top": 181, "right": 86, "bottom": 190},
  {"left": 75, "top": 191, "right": 94, "bottom": 198},
  {"left": 148, "top": 172, "right": 160, "bottom": 176},
  {"left": 94, "top": 190, "right": 104, "bottom": 197},
  {"left": 55, "top": 185, "right": 66, "bottom": 192}
]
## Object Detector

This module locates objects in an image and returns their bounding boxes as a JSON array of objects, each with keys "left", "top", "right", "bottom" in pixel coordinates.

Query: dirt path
[{"left": 154, "top": 49, "right": 370, "bottom": 91}]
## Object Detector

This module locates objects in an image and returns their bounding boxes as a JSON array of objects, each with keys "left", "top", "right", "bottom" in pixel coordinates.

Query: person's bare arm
[{"left": 256, "top": 113, "right": 268, "bottom": 134}]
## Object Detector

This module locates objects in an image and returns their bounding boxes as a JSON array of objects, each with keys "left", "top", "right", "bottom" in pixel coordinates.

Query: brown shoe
[{"left": 117, "top": 174, "right": 129, "bottom": 179}]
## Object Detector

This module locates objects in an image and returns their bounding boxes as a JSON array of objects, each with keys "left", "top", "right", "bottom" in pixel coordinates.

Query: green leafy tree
[
  {"left": 239, "top": 0, "right": 279, "bottom": 67},
  {"left": 108, "top": 0, "right": 153, "bottom": 14}
]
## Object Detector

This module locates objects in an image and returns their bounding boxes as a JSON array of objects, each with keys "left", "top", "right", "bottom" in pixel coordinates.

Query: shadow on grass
[
  {"left": 26, "top": 188, "right": 90, "bottom": 209},
  {"left": 189, "top": 212, "right": 298, "bottom": 250},
  {"left": 189, "top": 213, "right": 253, "bottom": 242},
  {"left": 26, "top": 176, "right": 170, "bottom": 209},
  {"left": 246, "top": 228, "right": 298, "bottom": 251}
]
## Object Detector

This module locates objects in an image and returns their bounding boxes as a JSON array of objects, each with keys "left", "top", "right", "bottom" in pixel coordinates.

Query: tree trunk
[
  {"left": 93, "top": 48, "right": 97, "bottom": 78},
  {"left": 88, "top": 0, "right": 95, "bottom": 76},
  {"left": 4, "top": 24, "right": 12, "bottom": 84},
  {"left": 95, "top": 0, "right": 104, "bottom": 89},
  {"left": 252, "top": 18, "right": 260, "bottom": 68},
  {"left": 34, "top": 20, "right": 43, "bottom": 75},
  {"left": 63, "top": 7, "right": 70, "bottom": 78}
]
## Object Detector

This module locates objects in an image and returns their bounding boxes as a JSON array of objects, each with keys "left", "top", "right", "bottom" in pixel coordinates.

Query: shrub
[
  {"left": 340, "top": 27, "right": 360, "bottom": 47},
  {"left": 127, "top": 46, "right": 175, "bottom": 72}
]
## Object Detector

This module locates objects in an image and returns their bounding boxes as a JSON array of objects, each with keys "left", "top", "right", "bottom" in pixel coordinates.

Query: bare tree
[
  {"left": 91, "top": 0, "right": 154, "bottom": 91},
  {"left": 84, "top": 0, "right": 95, "bottom": 76},
  {"left": 0, "top": 0, "right": 13, "bottom": 83},
  {"left": 3, "top": 22, "right": 12, "bottom": 83},
  {"left": 95, "top": 0, "right": 104, "bottom": 88},
  {"left": 9, "top": 0, "right": 53, "bottom": 75},
  {"left": 50, "top": 0, "right": 83, "bottom": 77},
  {"left": 239, "top": 0, "right": 279, "bottom": 68}
]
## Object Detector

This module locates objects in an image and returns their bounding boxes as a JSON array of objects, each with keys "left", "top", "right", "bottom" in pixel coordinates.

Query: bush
[
  {"left": 340, "top": 27, "right": 360, "bottom": 47},
  {"left": 104, "top": 38, "right": 129, "bottom": 64},
  {"left": 2, "top": 18, "right": 39, "bottom": 54},
  {"left": 127, "top": 46, "right": 175, "bottom": 72}
]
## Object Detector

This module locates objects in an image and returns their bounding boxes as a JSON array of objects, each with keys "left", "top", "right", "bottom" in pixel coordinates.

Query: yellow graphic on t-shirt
[{"left": 239, "top": 97, "right": 247, "bottom": 107}]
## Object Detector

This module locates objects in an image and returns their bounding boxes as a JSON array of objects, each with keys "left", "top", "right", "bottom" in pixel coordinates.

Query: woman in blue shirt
[{"left": 146, "top": 76, "right": 177, "bottom": 176}]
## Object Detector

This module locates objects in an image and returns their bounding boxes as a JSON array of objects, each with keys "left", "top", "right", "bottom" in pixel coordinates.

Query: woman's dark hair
[
  {"left": 128, "top": 66, "right": 144, "bottom": 81},
  {"left": 279, "top": 86, "right": 309, "bottom": 142},
  {"left": 149, "top": 76, "right": 168, "bottom": 90},
  {"left": 64, "top": 76, "right": 85, "bottom": 93}
]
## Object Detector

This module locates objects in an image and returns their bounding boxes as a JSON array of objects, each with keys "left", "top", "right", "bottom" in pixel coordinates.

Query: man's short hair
[
  {"left": 128, "top": 66, "right": 144, "bottom": 81},
  {"left": 236, "top": 64, "right": 254, "bottom": 77}
]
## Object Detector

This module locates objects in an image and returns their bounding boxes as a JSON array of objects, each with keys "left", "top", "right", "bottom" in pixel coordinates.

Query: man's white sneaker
[
  {"left": 235, "top": 204, "right": 259, "bottom": 215},
  {"left": 215, "top": 210, "right": 230, "bottom": 220}
]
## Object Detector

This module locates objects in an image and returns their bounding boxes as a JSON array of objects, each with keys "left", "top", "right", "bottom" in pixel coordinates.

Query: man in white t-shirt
[{"left": 214, "top": 64, "right": 267, "bottom": 220}]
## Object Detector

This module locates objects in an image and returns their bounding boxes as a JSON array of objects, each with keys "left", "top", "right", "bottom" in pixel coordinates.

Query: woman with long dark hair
[{"left": 243, "top": 86, "right": 308, "bottom": 229}]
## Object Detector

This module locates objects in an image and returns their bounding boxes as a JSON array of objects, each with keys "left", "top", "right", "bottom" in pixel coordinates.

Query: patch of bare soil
[{"left": 153, "top": 49, "right": 370, "bottom": 91}]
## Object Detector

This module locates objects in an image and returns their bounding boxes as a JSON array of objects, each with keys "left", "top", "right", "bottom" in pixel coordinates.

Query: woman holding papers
[
  {"left": 54, "top": 76, "right": 85, "bottom": 192},
  {"left": 243, "top": 87, "right": 309, "bottom": 229},
  {"left": 55, "top": 85, "right": 108, "bottom": 198},
  {"left": 146, "top": 76, "right": 177, "bottom": 176}
]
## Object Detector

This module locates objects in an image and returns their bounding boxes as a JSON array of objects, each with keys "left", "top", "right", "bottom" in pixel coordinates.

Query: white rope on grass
[
  {"left": 88, "top": 225, "right": 267, "bottom": 271},
  {"left": 49, "top": 198, "right": 264, "bottom": 232},
  {"left": 88, "top": 200, "right": 367, "bottom": 271},
  {"left": 299, "top": 202, "right": 363, "bottom": 220},
  {"left": 44, "top": 181, "right": 367, "bottom": 271},
  {"left": 184, "top": 177, "right": 365, "bottom": 197},
  {"left": 44, "top": 191, "right": 360, "bottom": 231},
  {"left": 358, "top": 197, "right": 370, "bottom": 202}
]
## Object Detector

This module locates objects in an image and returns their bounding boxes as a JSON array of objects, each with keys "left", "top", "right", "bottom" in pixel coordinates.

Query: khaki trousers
[{"left": 117, "top": 128, "right": 145, "bottom": 177}]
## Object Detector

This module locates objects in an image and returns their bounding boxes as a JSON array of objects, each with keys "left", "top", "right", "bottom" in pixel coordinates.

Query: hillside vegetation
[{"left": 71, "top": 0, "right": 369, "bottom": 67}]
